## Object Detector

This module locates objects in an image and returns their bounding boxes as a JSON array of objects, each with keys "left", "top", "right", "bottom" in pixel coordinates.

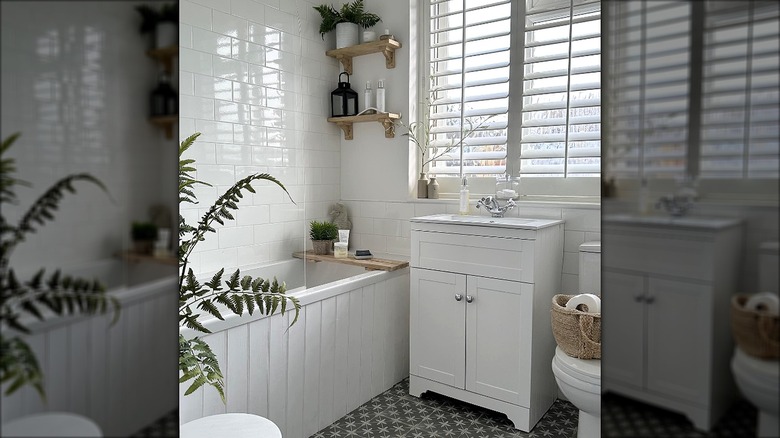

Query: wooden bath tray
[{"left": 292, "top": 251, "right": 408, "bottom": 272}]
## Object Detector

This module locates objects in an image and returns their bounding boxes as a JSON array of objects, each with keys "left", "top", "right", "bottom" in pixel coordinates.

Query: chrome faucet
[
  {"left": 476, "top": 196, "right": 516, "bottom": 218},
  {"left": 655, "top": 193, "right": 697, "bottom": 217}
]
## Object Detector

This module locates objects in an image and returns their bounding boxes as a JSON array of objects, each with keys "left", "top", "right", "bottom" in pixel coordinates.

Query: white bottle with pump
[
  {"left": 376, "top": 79, "right": 386, "bottom": 113},
  {"left": 459, "top": 177, "right": 470, "bottom": 215},
  {"left": 363, "top": 80, "right": 373, "bottom": 113}
]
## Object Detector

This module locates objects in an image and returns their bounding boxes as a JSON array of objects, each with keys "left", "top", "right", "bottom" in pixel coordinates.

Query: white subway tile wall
[
  {"left": 342, "top": 200, "right": 600, "bottom": 294},
  {"left": 180, "top": 0, "right": 341, "bottom": 273},
  {"left": 0, "top": 1, "right": 174, "bottom": 274}
]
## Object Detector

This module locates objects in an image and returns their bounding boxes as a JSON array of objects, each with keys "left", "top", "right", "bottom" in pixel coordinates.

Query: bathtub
[
  {"left": 1, "top": 259, "right": 178, "bottom": 437},
  {"left": 179, "top": 258, "right": 411, "bottom": 438}
]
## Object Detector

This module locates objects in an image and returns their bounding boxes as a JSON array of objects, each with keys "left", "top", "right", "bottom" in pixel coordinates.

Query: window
[
  {"left": 700, "top": 1, "right": 779, "bottom": 178},
  {"left": 605, "top": 1, "right": 691, "bottom": 178},
  {"left": 520, "top": 0, "right": 601, "bottom": 177},
  {"left": 423, "top": 0, "right": 601, "bottom": 196},
  {"left": 605, "top": 0, "right": 779, "bottom": 181},
  {"left": 426, "top": 0, "right": 512, "bottom": 179}
]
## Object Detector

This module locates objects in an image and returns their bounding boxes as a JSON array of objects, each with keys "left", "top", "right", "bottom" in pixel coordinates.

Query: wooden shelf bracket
[
  {"left": 326, "top": 39, "right": 402, "bottom": 75},
  {"left": 327, "top": 112, "right": 401, "bottom": 140}
]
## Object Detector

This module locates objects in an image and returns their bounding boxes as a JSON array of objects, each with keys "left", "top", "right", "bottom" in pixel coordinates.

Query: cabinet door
[
  {"left": 646, "top": 277, "right": 711, "bottom": 404},
  {"left": 410, "top": 268, "right": 467, "bottom": 388},
  {"left": 602, "top": 269, "right": 645, "bottom": 389},
  {"left": 465, "top": 276, "right": 532, "bottom": 405}
]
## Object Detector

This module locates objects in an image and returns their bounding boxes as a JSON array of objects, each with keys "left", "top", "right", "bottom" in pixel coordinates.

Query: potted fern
[
  {"left": 130, "top": 221, "right": 157, "bottom": 255},
  {"left": 309, "top": 220, "right": 339, "bottom": 255},
  {"left": 0, "top": 133, "right": 119, "bottom": 399},
  {"left": 314, "top": 0, "right": 381, "bottom": 48},
  {"left": 178, "top": 133, "right": 300, "bottom": 401}
]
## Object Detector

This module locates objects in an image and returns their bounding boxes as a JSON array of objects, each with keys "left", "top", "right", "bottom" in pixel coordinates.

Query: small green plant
[
  {"left": 0, "top": 133, "right": 119, "bottom": 399},
  {"left": 134, "top": 3, "right": 177, "bottom": 33},
  {"left": 131, "top": 222, "right": 158, "bottom": 241},
  {"left": 178, "top": 133, "right": 301, "bottom": 402},
  {"left": 314, "top": 0, "right": 381, "bottom": 39},
  {"left": 309, "top": 220, "right": 339, "bottom": 241}
]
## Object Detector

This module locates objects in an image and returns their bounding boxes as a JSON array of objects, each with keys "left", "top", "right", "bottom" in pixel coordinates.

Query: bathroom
[{"left": 1, "top": 1, "right": 778, "bottom": 438}]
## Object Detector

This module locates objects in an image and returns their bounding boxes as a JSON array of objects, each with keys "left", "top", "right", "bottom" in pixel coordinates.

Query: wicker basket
[
  {"left": 551, "top": 294, "right": 601, "bottom": 359},
  {"left": 731, "top": 294, "right": 780, "bottom": 359}
]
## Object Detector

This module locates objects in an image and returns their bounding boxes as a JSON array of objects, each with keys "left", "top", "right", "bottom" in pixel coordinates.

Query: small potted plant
[
  {"left": 135, "top": 3, "right": 178, "bottom": 49},
  {"left": 131, "top": 221, "right": 158, "bottom": 255},
  {"left": 309, "top": 220, "right": 339, "bottom": 255},
  {"left": 314, "top": 0, "right": 381, "bottom": 48}
]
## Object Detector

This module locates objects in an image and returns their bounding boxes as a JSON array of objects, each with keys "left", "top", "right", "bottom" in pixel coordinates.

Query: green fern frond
[{"left": 0, "top": 335, "right": 45, "bottom": 400}]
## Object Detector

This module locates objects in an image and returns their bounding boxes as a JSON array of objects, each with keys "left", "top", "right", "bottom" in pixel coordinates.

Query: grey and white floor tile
[
  {"left": 311, "top": 378, "right": 578, "bottom": 438},
  {"left": 602, "top": 391, "right": 757, "bottom": 437}
]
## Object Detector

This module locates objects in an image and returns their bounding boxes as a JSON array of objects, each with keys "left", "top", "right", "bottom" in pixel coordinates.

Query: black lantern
[{"left": 331, "top": 72, "right": 358, "bottom": 117}]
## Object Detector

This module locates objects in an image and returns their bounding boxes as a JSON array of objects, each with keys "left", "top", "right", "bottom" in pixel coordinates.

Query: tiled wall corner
[{"left": 179, "top": 0, "right": 341, "bottom": 274}]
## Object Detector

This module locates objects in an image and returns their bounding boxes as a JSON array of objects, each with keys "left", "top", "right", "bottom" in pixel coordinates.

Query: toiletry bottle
[
  {"left": 379, "top": 29, "right": 395, "bottom": 40},
  {"left": 376, "top": 79, "right": 386, "bottom": 113},
  {"left": 459, "top": 177, "right": 470, "bottom": 215},
  {"left": 364, "top": 80, "right": 373, "bottom": 113}
]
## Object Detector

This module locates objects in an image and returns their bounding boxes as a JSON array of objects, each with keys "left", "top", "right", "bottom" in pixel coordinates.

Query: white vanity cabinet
[
  {"left": 601, "top": 216, "right": 743, "bottom": 431},
  {"left": 409, "top": 214, "right": 564, "bottom": 431}
]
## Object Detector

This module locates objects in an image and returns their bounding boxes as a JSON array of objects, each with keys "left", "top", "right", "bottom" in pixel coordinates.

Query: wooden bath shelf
[{"left": 292, "top": 251, "right": 408, "bottom": 272}]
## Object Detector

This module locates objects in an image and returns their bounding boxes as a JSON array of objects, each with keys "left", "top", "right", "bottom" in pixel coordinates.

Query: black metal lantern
[{"left": 331, "top": 72, "right": 358, "bottom": 117}]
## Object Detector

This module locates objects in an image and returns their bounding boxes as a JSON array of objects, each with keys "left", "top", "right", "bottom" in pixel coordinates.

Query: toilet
[
  {"left": 552, "top": 241, "right": 601, "bottom": 438},
  {"left": 731, "top": 241, "right": 779, "bottom": 438}
]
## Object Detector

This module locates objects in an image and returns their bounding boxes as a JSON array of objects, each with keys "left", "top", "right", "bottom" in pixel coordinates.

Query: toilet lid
[
  {"left": 1, "top": 412, "right": 102, "bottom": 437},
  {"left": 734, "top": 347, "right": 779, "bottom": 378},
  {"left": 554, "top": 347, "right": 600, "bottom": 385}
]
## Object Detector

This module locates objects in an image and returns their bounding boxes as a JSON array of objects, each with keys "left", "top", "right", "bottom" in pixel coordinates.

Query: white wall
[
  {"left": 0, "top": 1, "right": 175, "bottom": 274},
  {"left": 179, "top": 0, "right": 343, "bottom": 275}
]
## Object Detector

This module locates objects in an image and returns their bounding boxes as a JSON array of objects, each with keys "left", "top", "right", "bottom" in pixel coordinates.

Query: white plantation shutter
[
  {"left": 606, "top": 0, "right": 691, "bottom": 178},
  {"left": 519, "top": 0, "right": 601, "bottom": 177},
  {"left": 700, "top": 1, "right": 780, "bottom": 178},
  {"left": 427, "top": 0, "right": 511, "bottom": 178}
]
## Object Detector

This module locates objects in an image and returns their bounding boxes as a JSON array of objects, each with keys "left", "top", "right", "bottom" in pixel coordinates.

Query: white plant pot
[
  {"left": 336, "top": 22, "right": 359, "bottom": 49},
  {"left": 155, "top": 22, "right": 177, "bottom": 49}
]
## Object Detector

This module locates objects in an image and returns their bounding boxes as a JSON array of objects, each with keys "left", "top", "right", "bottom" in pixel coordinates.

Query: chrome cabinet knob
[
  {"left": 645, "top": 296, "right": 655, "bottom": 304},
  {"left": 455, "top": 294, "right": 463, "bottom": 302},
  {"left": 466, "top": 295, "right": 474, "bottom": 303},
  {"left": 634, "top": 295, "right": 644, "bottom": 302}
]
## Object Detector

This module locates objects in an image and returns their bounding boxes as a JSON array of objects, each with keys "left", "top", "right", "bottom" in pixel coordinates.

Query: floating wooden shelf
[
  {"left": 328, "top": 112, "right": 401, "bottom": 140},
  {"left": 146, "top": 45, "right": 178, "bottom": 73},
  {"left": 117, "top": 251, "right": 177, "bottom": 266},
  {"left": 293, "top": 251, "right": 408, "bottom": 272},
  {"left": 149, "top": 115, "right": 177, "bottom": 139},
  {"left": 326, "top": 39, "right": 402, "bottom": 75}
]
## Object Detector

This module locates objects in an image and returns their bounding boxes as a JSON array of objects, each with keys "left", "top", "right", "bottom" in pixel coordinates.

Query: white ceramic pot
[
  {"left": 155, "top": 22, "right": 177, "bottom": 48},
  {"left": 336, "top": 22, "right": 359, "bottom": 49}
]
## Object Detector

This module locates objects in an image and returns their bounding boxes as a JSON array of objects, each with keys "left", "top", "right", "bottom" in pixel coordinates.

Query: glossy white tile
[
  {"left": 209, "top": 14, "right": 245, "bottom": 43},
  {"left": 231, "top": 0, "right": 265, "bottom": 24},
  {"left": 181, "top": 0, "right": 213, "bottom": 30}
]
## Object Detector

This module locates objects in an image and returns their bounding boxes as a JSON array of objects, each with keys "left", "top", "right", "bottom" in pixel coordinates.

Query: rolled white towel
[
  {"left": 744, "top": 292, "right": 779, "bottom": 316},
  {"left": 565, "top": 293, "right": 601, "bottom": 314}
]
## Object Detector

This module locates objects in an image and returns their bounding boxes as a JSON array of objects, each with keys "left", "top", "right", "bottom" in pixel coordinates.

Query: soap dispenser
[{"left": 459, "top": 177, "right": 470, "bottom": 215}]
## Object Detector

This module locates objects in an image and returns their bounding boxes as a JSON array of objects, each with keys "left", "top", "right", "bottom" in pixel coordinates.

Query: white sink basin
[
  {"left": 603, "top": 213, "right": 741, "bottom": 230},
  {"left": 410, "top": 214, "right": 562, "bottom": 230}
]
